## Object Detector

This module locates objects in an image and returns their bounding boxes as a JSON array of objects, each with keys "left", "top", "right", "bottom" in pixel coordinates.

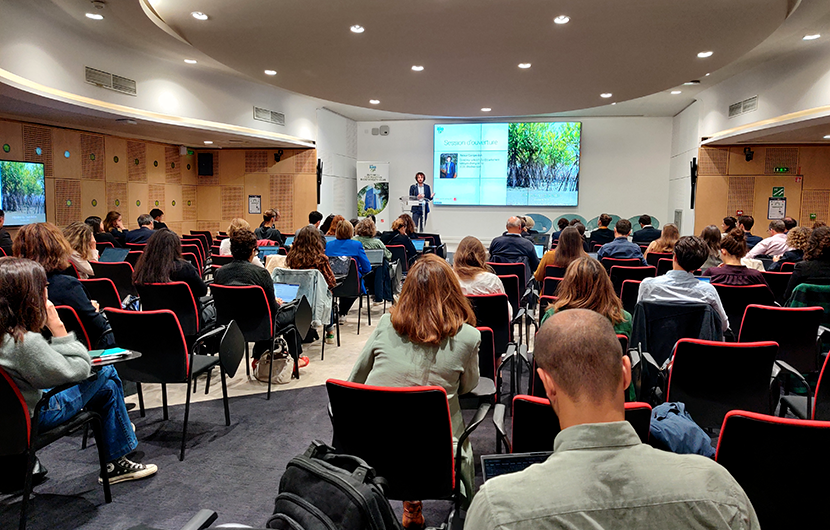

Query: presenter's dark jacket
[
  {"left": 408, "top": 183, "right": 432, "bottom": 214},
  {"left": 0, "top": 228, "right": 12, "bottom": 256},
  {"left": 255, "top": 226, "right": 286, "bottom": 246},
  {"left": 589, "top": 227, "right": 615, "bottom": 247},
  {"left": 94, "top": 231, "right": 120, "bottom": 248},
  {"left": 632, "top": 226, "right": 661, "bottom": 245},
  {"left": 488, "top": 233, "right": 541, "bottom": 274},
  {"left": 125, "top": 226, "right": 154, "bottom": 244},
  {"left": 47, "top": 272, "right": 115, "bottom": 349}
]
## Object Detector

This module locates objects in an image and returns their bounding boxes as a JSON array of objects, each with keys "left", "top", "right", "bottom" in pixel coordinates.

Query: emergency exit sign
[
  {"left": 772, "top": 187, "right": 785, "bottom": 197},
  {"left": 774, "top": 167, "right": 789, "bottom": 173}
]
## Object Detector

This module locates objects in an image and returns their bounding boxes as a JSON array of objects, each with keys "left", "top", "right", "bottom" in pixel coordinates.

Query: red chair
[
  {"left": 592, "top": 243, "right": 604, "bottom": 252},
  {"left": 600, "top": 257, "right": 642, "bottom": 272},
  {"left": 79, "top": 277, "right": 122, "bottom": 310},
  {"left": 498, "top": 274, "right": 532, "bottom": 345},
  {"left": 760, "top": 271, "right": 792, "bottom": 305},
  {"left": 539, "top": 295, "right": 558, "bottom": 317},
  {"left": 467, "top": 293, "right": 523, "bottom": 397},
  {"left": 126, "top": 243, "right": 147, "bottom": 250},
  {"left": 544, "top": 265, "right": 567, "bottom": 279},
  {"left": 645, "top": 251, "right": 673, "bottom": 268},
  {"left": 386, "top": 244, "right": 408, "bottom": 273},
  {"left": 125, "top": 251, "right": 143, "bottom": 267},
  {"left": 609, "top": 265, "right": 656, "bottom": 295},
  {"left": 89, "top": 261, "right": 137, "bottom": 299},
  {"left": 95, "top": 241, "right": 114, "bottom": 254},
  {"left": 656, "top": 258, "right": 673, "bottom": 275},
  {"left": 619, "top": 279, "right": 641, "bottom": 315},
  {"left": 779, "top": 350, "right": 830, "bottom": 421},
  {"left": 54, "top": 305, "right": 92, "bottom": 349},
  {"left": 711, "top": 283, "right": 776, "bottom": 334},
  {"left": 330, "top": 258, "right": 371, "bottom": 338},
  {"left": 189, "top": 230, "right": 213, "bottom": 249},
  {"left": 542, "top": 276, "right": 563, "bottom": 296},
  {"left": 738, "top": 305, "right": 824, "bottom": 376},
  {"left": 779, "top": 262, "right": 796, "bottom": 272}
]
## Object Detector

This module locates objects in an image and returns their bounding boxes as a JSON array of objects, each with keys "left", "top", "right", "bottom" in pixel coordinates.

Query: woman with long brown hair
[
  {"left": 103, "top": 210, "right": 127, "bottom": 247},
  {"left": 397, "top": 213, "right": 417, "bottom": 237},
  {"left": 702, "top": 228, "right": 770, "bottom": 289},
  {"left": 286, "top": 225, "right": 337, "bottom": 289},
  {"left": 644, "top": 223, "right": 680, "bottom": 257},
  {"left": 534, "top": 226, "right": 587, "bottom": 282},
  {"left": 325, "top": 215, "right": 345, "bottom": 236},
  {"left": 453, "top": 236, "right": 511, "bottom": 320},
  {"left": 542, "top": 256, "right": 632, "bottom": 338},
  {"left": 63, "top": 221, "right": 98, "bottom": 278},
  {"left": 349, "top": 254, "right": 480, "bottom": 525},
  {"left": 699, "top": 225, "right": 723, "bottom": 271}
]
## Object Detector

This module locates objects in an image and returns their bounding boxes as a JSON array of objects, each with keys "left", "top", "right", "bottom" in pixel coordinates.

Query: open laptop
[
  {"left": 273, "top": 283, "right": 300, "bottom": 302},
  {"left": 98, "top": 247, "right": 130, "bottom": 263},
  {"left": 481, "top": 451, "right": 552, "bottom": 482},
  {"left": 283, "top": 236, "right": 295, "bottom": 247},
  {"left": 534, "top": 244, "right": 545, "bottom": 259},
  {"left": 258, "top": 246, "right": 283, "bottom": 261},
  {"left": 412, "top": 239, "right": 426, "bottom": 252},
  {"left": 365, "top": 249, "right": 384, "bottom": 266}
]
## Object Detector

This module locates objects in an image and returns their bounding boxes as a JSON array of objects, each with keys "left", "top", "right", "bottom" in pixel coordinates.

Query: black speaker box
[{"left": 198, "top": 152, "right": 213, "bottom": 176}]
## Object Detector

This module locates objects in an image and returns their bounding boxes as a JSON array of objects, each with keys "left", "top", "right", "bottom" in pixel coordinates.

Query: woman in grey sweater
[{"left": 0, "top": 257, "right": 157, "bottom": 484}]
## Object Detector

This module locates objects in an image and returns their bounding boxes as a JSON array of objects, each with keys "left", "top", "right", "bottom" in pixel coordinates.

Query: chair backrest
[
  {"left": 512, "top": 395, "right": 651, "bottom": 453},
  {"left": 779, "top": 262, "right": 796, "bottom": 272},
  {"left": 619, "top": 280, "right": 641, "bottom": 315},
  {"left": 0, "top": 367, "right": 31, "bottom": 455},
  {"left": 219, "top": 320, "right": 245, "bottom": 379},
  {"left": 667, "top": 339, "right": 778, "bottom": 432},
  {"left": 330, "top": 258, "right": 360, "bottom": 298},
  {"left": 135, "top": 282, "right": 200, "bottom": 337},
  {"left": 476, "top": 327, "right": 496, "bottom": 381},
  {"left": 592, "top": 243, "right": 603, "bottom": 253},
  {"left": 609, "top": 266, "right": 656, "bottom": 295},
  {"left": 126, "top": 243, "right": 147, "bottom": 250},
  {"left": 716, "top": 411, "right": 830, "bottom": 529},
  {"left": 79, "top": 277, "right": 122, "bottom": 310},
  {"left": 760, "top": 271, "right": 792, "bottom": 305},
  {"left": 211, "top": 255, "right": 234, "bottom": 266},
  {"left": 630, "top": 302, "right": 723, "bottom": 367},
  {"left": 54, "top": 305, "right": 92, "bottom": 349},
  {"left": 210, "top": 284, "right": 274, "bottom": 342},
  {"left": 125, "top": 251, "right": 143, "bottom": 267},
  {"left": 487, "top": 262, "right": 527, "bottom": 291},
  {"left": 539, "top": 295, "right": 558, "bottom": 317},
  {"left": 600, "top": 257, "right": 642, "bottom": 272},
  {"left": 181, "top": 236, "right": 206, "bottom": 261},
  {"left": 542, "top": 276, "right": 563, "bottom": 296},
  {"left": 95, "top": 241, "right": 115, "bottom": 254},
  {"left": 326, "top": 379, "right": 455, "bottom": 501},
  {"left": 89, "top": 261, "right": 137, "bottom": 299},
  {"left": 190, "top": 230, "right": 213, "bottom": 248},
  {"left": 712, "top": 283, "right": 776, "bottom": 331},
  {"left": 107, "top": 308, "right": 190, "bottom": 383},
  {"left": 645, "top": 251, "right": 673, "bottom": 268},
  {"left": 656, "top": 258, "right": 673, "bottom": 276},
  {"left": 63, "top": 262, "right": 79, "bottom": 279},
  {"left": 497, "top": 274, "right": 520, "bottom": 319},
  {"left": 386, "top": 245, "right": 408, "bottom": 271},
  {"left": 738, "top": 304, "right": 823, "bottom": 374},
  {"left": 544, "top": 265, "right": 567, "bottom": 279},
  {"left": 183, "top": 252, "right": 200, "bottom": 272},
  {"left": 181, "top": 244, "right": 203, "bottom": 268},
  {"left": 466, "top": 294, "right": 512, "bottom": 353}
]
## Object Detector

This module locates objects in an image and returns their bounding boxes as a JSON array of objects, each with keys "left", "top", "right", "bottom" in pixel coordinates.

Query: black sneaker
[{"left": 99, "top": 457, "right": 158, "bottom": 485}]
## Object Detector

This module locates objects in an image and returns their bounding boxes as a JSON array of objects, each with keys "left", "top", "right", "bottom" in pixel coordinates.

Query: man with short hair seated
[
  {"left": 465, "top": 309, "right": 759, "bottom": 530},
  {"left": 125, "top": 214, "right": 154, "bottom": 244},
  {"left": 489, "top": 216, "right": 540, "bottom": 279},
  {"left": 596, "top": 219, "right": 647, "bottom": 265},
  {"left": 738, "top": 215, "right": 762, "bottom": 249},
  {"left": 638, "top": 235, "right": 729, "bottom": 330},
  {"left": 588, "top": 213, "right": 615, "bottom": 247},
  {"left": 632, "top": 214, "right": 661, "bottom": 244},
  {"left": 746, "top": 220, "right": 791, "bottom": 259}
]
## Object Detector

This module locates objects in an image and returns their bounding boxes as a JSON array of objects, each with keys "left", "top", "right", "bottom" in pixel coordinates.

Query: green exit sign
[{"left": 774, "top": 167, "right": 789, "bottom": 173}]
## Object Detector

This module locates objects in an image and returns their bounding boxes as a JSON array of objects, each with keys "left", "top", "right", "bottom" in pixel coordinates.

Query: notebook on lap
[
  {"left": 481, "top": 451, "right": 552, "bottom": 482},
  {"left": 98, "top": 247, "right": 130, "bottom": 263}
]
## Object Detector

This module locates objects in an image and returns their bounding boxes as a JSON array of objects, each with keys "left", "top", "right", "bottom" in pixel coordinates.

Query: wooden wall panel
[
  {"left": 166, "top": 184, "right": 182, "bottom": 222},
  {"left": 0, "top": 121, "right": 23, "bottom": 162},
  {"left": 196, "top": 185, "right": 220, "bottom": 222},
  {"left": 726, "top": 177, "right": 756, "bottom": 219},
  {"left": 181, "top": 154, "right": 198, "bottom": 185},
  {"left": 80, "top": 134, "right": 105, "bottom": 180},
  {"left": 105, "top": 137, "right": 127, "bottom": 182},
  {"left": 219, "top": 150, "right": 245, "bottom": 187},
  {"left": 764, "top": 147, "right": 798, "bottom": 175},
  {"left": 752, "top": 176, "right": 801, "bottom": 225},
  {"left": 245, "top": 150, "right": 268, "bottom": 173},
  {"left": 107, "top": 182, "right": 127, "bottom": 212},
  {"left": 698, "top": 147, "right": 729, "bottom": 176},
  {"left": 271, "top": 174, "right": 294, "bottom": 233},
  {"left": 146, "top": 143, "right": 165, "bottom": 184},
  {"left": 182, "top": 185, "right": 197, "bottom": 221},
  {"left": 51, "top": 129, "right": 80, "bottom": 180},
  {"left": 126, "top": 183, "right": 149, "bottom": 229},
  {"left": 244, "top": 173, "right": 270, "bottom": 228},
  {"left": 221, "top": 185, "right": 244, "bottom": 221},
  {"left": 54, "top": 179, "right": 80, "bottom": 226},
  {"left": 798, "top": 148, "right": 830, "bottom": 190},
  {"left": 727, "top": 147, "right": 767, "bottom": 176},
  {"left": 127, "top": 141, "right": 147, "bottom": 182},
  {"left": 801, "top": 190, "right": 830, "bottom": 224},
  {"left": 80, "top": 180, "right": 106, "bottom": 221},
  {"left": 165, "top": 147, "right": 182, "bottom": 184},
  {"left": 22, "top": 125, "right": 52, "bottom": 175},
  {"left": 148, "top": 183, "right": 165, "bottom": 211},
  {"left": 293, "top": 173, "right": 319, "bottom": 231},
  {"left": 693, "top": 175, "right": 729, "bottom": 234}
]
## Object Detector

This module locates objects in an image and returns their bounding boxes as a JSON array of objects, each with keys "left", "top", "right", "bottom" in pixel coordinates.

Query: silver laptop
[{"left": 365, "top": 249, "right": 384, "bottom": 266}]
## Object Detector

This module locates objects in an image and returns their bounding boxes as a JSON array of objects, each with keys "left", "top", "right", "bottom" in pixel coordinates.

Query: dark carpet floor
[{"left": 0, "top": 383, "right": 505, "bottom": 530}]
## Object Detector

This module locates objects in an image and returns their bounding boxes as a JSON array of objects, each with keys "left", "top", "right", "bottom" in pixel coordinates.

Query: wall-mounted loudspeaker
[
  {"left": 198, "top": 152, "right": 214, "bottom": 176},
  {"left": 690, "top": 157, "right": 698, "bottom": 210},
  {"left": 179, "top": 145, "right": 188, "bottom": 156},
  {"left": 379, "top": 125, "right": 390, "bottom": 136}
]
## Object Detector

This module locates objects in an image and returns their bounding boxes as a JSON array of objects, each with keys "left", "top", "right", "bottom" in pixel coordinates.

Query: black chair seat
[{"left": 190, "top": 355, "right": 221, "bottom": 378}]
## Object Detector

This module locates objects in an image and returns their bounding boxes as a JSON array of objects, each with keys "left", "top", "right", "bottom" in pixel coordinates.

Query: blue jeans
[{"left": 39, "top": 365, "right": 137, "bottom": 462}]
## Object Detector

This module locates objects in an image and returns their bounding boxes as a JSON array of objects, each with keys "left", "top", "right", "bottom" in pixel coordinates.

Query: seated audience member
[
  {"left": 349, "top": 217, "right": 359, "bottom": 229},
  {"left": 149, "top": 208, "right": 168, "bottom": 231},
  {"left": 815, "top": 220, "right": 827, "bottom": 229},
  {"left": 465, "top": 309, "right": 759, "bottom": 529},
  {"left": 489, "top": 216, "right": 541, "bottom": 278},
  {"left": 534, "top": 226, "right": 587, "bottom": 282},
  {"left": 326, "top": 220, "right": 371, "bottom": 318},
  {"left": 303, "top": 210, "right": 327, "bottom": 249},
  {"left": 572, "top": 221, "right": 590, "bottom": 252},
  {"left": 63, "top": 221, "right": 98, "bottom": 279},
  {"left": 125, "top": 214, "right": 154, "bottom": 244},
  {"left": 0, "top": 257, "right": 158, "bottom": 484},
  {"left": 747, "top": 220, "right": 791, "bottom": 259},
  {"left": 589, "top": 213, "right": 615, "bottom": 247},
  {"left": 85, "top": 215, "right": 118, "bottom": 248},
  {"left": 551, "top": 218, "right": 569, "bottom": 241},
  {"left": 770, "top": 226, "right": 811, "bottom": 271},
  {"left": 287, "top": 225, "right": 338, "bottom": 344},
  {"left": 386, "top": 218, "right": 418, "bottom": 265},
  {"left": 542, "top": 257, "right": 631, "bottom": 338},
  {"left": 14, "top": 223, "right": 115, "bottom": 348},
  {"left": 326, "top": 215, "right": 345, "bottom": 237},
  {"left": 353, "top": 218, "right": 391, "bottom": 261},
  {"left": 644, "top": 223, "right": 679, "bottom": 257},
  {"left": 255, "top": 208, "right": 285, "bottom": 245},
  {"left": 783, "top": 216, "right": 797, "bottom": 232},
  {"left": 632, "top": 214, "right": 661, "bottom": 245},
  {"left": 220, "top": 219, "right": 263, "bottom": 267},
  {"left": 453, "top": 236, "right": 512, "bottom": 320},
  {"left": 397, "top": 213, "right": 417, "bottom": 238},
  {"left": 738, "top": 215, "right": 762, "bottom": 249},
  {"left": 784, "top": 225, "right": 830, "bottom": 300},
  {"left": 320, "top": 214, "right": 336, "bottom": 236},
  {"left": 596, "top": 219, "right": 646, "bottom": 265},
  {"left": 517, "top": 216, "right": 536, "bottom": 239},
  {"left": 638, "top": 236, "right": 729, "bottom": 330},
  {"left": 702, "top": 229, "right": 771, "bottom": 291},
  {"left": 699, "top": 225, "right": 723, "bottom": 271},
  {"left": 721, "top": 216, "right": 737, "bottom": 238},
  {"left": 350, "top": 254, "right": 480, "bottom": 526},
  {"left": 103, "top": 210, "right": 127, "bottom": 247},
  {"left": 0, "top": 209, "right": 11, "bottom": 256}
]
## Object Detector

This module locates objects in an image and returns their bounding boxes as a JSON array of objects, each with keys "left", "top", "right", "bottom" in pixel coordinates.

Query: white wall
[
  {"left": 669, "top": 102, "right": 701, "bottom": 234},
  {"left": 316, "top": 109, "right": 358, "bottom": 219},
  {"left": 356, "top": 118, "right": 673, "bottom": 246}
]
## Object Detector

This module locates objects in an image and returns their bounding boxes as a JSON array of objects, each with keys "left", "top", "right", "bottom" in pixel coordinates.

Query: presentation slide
[
  {"left": 0, "top": 160, "right": 47, "bottom": 226},
  {"left": 433, "top": 122, "right": 581, "bottom": 207}
]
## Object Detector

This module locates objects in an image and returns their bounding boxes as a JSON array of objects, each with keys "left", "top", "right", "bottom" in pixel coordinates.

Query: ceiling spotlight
[
  {"left": 554, "top": 15, "right": 570, "bottom": 24},
  {"left": 191, "top": 11, "right": 208, "bottom": 20},
  {"left": 683, "top": 80, "right": 701, "bottom": 85},
  {"left": 369, "top": 99, "right": 380, "bottom": 104},
  {"left": 350, "top": 25, "right": 365, "bottom": 33},
  {"left": 600, "top": 93, "right": 612, "bottom": 98},
  {"left": 705, "top": 73, "right": 711, "bottom": 76},
  {"left": 697, "top": 51, "right": 714, "bottom": 58},
  {"left": 518, "top": 63, "right": 532, "bottom": 69},
  {"left": 803, "top": 34, "right": 821, "bottom": 41},
  {"left": 264, "top": 69, "right": 277, "bottom": 76},
  {"left": 611, "top": 102, "right": 617, "bottom": 105},
  {"left": 411, "top": 65, "right": 424, "bottom": 71},
  {"left": 85, "top": 13, "right": 104, "bottom": 20},
  {"left": 671, "top": 90, "right": 682, "bottom": 95},
  {"left": 203, "top": 141, "right": 213, "bottom": 145},
  {"left": 824, "top": 135, "right": 830, "bottom": 139},
  {"left": 481, "top": 108, "right": 492, "bottom": 112},
  {"left": 184, "top": 59, "right": 197, "bottom": 64}
]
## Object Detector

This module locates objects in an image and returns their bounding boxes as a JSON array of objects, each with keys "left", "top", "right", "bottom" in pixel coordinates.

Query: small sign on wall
[
  {"left": 772, "top": 187, "right": 785, "bottom": 198},
  {"left": 768, "top": 197, "right": 786, "bottom": 220},
  {"left": 248, "top": 195, "right": 261, "bottom": 215}
]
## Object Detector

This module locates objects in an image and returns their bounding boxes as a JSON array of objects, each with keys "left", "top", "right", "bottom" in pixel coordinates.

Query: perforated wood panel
[
  {"left": 80, "top": 134, "right": 104, "bottom": 180},
  {"left": 765, "top": 148, "right": 798, "bottom": 175},
  {"left": 221, "top": 186, "right": 244, "bottom": 220},
  {"left": 149, "top": 184, "right": 165, "bottom": 210},
  {"left": 165, "top": 147, "right": 181, "bottom": 184},
  {"left": 699, "top": 147, "right": 729, "bottom": 176},
  {"left": 727, "top": 177, "right": 755, "bottom": 217},
  {"left": 182, "top": 185, "right": 197, "bottom": 221},
  {"left": 271, "top": 174, "right": 294, "bottom": 232},
  {"left": 197, "top": 221, "right": 220, "bottom": 234},
  {"left": 23, "top": 125, "right": 53, "bottom": 175},
  {"left": 245, "top": 151, "right": 268, "bottom": 173},
  {"left": 166, "top": 221, "right": 183, "bottom": 234},
  {"left": 296, "top": 149, "right": 317, "bottom": 173},
  {"left": 127, "top": 141, "right": 146, "bottom": 182},
  {"left": 106, "top": 182, "right": 127, "bottom": 211},
  {"left": 54, "top": 179, "right": 80, "bottom": 227},
  {"left": 801, "top": 190, "right": 830, "bottom": 224}
]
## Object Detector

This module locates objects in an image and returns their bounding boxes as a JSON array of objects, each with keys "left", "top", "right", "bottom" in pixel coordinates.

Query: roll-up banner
[{"left": 356, "top": 161, "right": 390, "bottom": 231}]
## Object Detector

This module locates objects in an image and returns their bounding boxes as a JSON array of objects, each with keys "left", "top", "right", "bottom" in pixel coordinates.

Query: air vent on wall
[
  {"left": 728, "top": 95, "right": 758, "bottom": 118},
  {"left": 253, "top": 106, "right": 285, "bottom": 126},
  {"left": 85, "top": 66, "right": 137, "bottom": 96}
]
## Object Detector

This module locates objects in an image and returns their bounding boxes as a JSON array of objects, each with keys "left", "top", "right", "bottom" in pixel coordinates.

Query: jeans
[
  {"left": 412, "top": 207, "right": 427, "bottom": 232},
  {"left": 39, "top": 365, "right": 137, "bottom": 463}
]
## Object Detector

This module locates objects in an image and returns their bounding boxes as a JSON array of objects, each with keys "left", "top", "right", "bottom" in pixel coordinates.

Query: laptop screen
[
  {"left": 258, "top": 246, "right": 282, "bottom": 261},
  {"left": 534, "top": 245, "right": 544, "bottom": 259},
  {"left": 284, "top": 236, "right": 295, "bottom": 247},
  {"left": 98, "top": 247, "right": 130, "bottom": 263},
  {"left": 365, "top": 249, "right": 384, "bottom": 266},
  {"left": 273, "top": 283, "right": 300, "bottom": 302},
  {"left": 412, "top": 239, "right": 426, "bottom": 252},
  {"left": 481, "top": 451, "right": 552, "bottom": 482}
]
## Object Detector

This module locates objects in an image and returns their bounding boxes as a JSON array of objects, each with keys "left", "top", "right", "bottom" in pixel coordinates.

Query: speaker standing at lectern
[{"left": 409, "top": 172, "right": 435, "bottom": 233}]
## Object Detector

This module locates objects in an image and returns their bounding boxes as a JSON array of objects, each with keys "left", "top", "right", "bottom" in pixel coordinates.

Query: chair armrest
[
  {"left": 497, "top": 343, "right": 517, "bottom": 371},
  {"left": 819, "top": 326, "right": 830, "bottom": 344},
  {"left": 775, "top": 360, "right": 812, "bottom": 419},
  {"left": 492, "top": 403, "right": 511, "bottom": 454},
  {"left": 467, "top": 377, "right": 496, "bottom": 398},
  {"left": 456, "top": 402, "right": 491, "bottom": 464},
  {"left": 191, "top": 325, "right": 227, "bottom": 354},
  {"left": 517, "top": 343, "right": 530, "bottom": 363},
  {"left": 178, "top": 509, "right": 218, "bottom": 530}
]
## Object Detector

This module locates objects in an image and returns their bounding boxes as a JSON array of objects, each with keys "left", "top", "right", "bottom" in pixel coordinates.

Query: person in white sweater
[{"left": 0, "top": 257, "right": 157, "bottom": 484}]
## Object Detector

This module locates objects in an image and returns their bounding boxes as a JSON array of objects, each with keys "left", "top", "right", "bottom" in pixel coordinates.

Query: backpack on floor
[{"left": 267, "top": 440, "right": 402, "bottom": 530}]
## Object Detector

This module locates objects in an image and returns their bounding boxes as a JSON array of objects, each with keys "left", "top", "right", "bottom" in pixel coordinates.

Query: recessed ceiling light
[
  {"left": 518, "top": 63, "right": 532, "bottom": 69},
  {"left": 600, "top": 93, "right": 612, "bottom": 98},
  {"left": 203, "top": 141, "right": 213, "bottom": 145},
  {"left": 85, "top": 13, "right": 104, "bottom": 20},
  {"left": 697, "top": 51, "right": 714, "bottom": 58},
  {"left": 683, "top": 80, "right": 701, "bottom": 85},
  {"left": 671, "top": 90, "right": 682, "bottom": 95},
  {"left": 824, "top": 135, "right": 830, "bottom": 139},
  {"left": 554, "top": 15, "right": 570, "bottom": 24},
  {"left": 369, "top": 99, "right": 380, "bottom": 105},
  {"left": 184, "top": 59, "right": 197, "bottom": 64},
  {"left": 804, "top": 34, "right": 821, "bottom": 41},
  {"left": 611, "top": 102, "right": 616, "bottom": 105},
  {"left": 264, "top": 70, "right": 277, "bottom": 76},
  {"left": 481, "top": 108, "right": 492, "bottom": 112},
  {"left": 191, "top": 11, "right": 208, "bottom": 20},
  {"left": 411, "top": 65, "right": 424, "bottom": 71},
  {"left": 351, "top": 25, "right": 365, "bottom": 33}
]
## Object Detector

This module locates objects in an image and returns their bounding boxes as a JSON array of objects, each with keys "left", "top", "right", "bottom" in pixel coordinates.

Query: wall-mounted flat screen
[
  {"left": 433, "top": 122, "right": 581, "bottom": 207},
  {"left": 0, "top": 160, "right": 46, "bottom": 225}
]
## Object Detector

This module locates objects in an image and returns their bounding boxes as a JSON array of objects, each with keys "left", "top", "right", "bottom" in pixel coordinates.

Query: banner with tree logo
[{"left": 356, "top": 161, "right": 390, "bottom": 230}]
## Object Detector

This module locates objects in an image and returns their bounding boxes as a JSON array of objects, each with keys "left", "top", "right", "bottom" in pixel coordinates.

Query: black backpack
[{"left": 268, "top": 440, "right": 402, "bottom": 530}]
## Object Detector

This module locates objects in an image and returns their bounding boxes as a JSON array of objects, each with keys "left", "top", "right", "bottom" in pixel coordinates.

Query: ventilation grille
[
  {"left": 698, "top": 147, "right": 729, "bottom": 176},
  {"left": 245, "top": 151, "right": 269, "bottom": 173},
  {"left": 728, "top": 95, "right": 759, "bottom": 118},
  {"left": 221, "top": 186, "right": 244, "bottom": 220},
  {"left": 765, "top": 147, "right": 798, "bottom": 175},
  {"left": 727, "top": 177, "right": 755, "bottom": 218},
  {"left": 271, "top": 174, "right": 294, "bottom": 232},
  {"left": 81, "top": 134, "right": 104, "bottom": 180},
  {"left": 85, "top": 67, "right": 137, "bottom": 96},
  {"left": 253, "top": 106, "right": 285, "bottom": 126},
  {"left": 801, "top": 190, "right": 830, "bottom": 224}
]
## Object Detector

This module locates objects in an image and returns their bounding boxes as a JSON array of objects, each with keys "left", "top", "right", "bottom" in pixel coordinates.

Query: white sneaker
[{"left": 99, "top": 456, "right": 158, "bottom": 485}]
